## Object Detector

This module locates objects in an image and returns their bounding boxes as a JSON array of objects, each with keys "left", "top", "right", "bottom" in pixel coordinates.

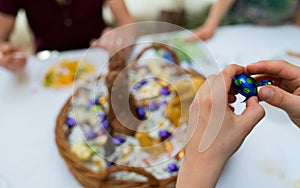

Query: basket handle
[
  {"left": 134, "top": 43, "right": 179, "bottom": 65},
  {"left": 102, "top": 165, "right": 160, "bottom": 187}
]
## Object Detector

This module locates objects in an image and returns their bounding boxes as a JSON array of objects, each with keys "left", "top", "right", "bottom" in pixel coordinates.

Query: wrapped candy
[
  {"left": 160, "top": 87, "right": 171, "bottom": 96},
  {"left": 120, "top": 144, "right": 134, "bottom": 163},
  {"left": 163, "top": 140, "right": 173, "bottom": 153},
  {"left": 167, "top": 163, "right": 179, "bottom": 172},
  {"left": 85, "top": 130, "right": 97, "bottom": 140},
  {"left": 136, "top": 132, "right": 155, "bottom": 147},
  {"left": 95, "top": 135, "right": 108, "bottom": 146},
  {"left": 113, "top": 137, "right": 126, "bottom": 145},
  {"left": 91, "top": 155, "right": 106, "bottom": 171},
  {"left": 159, "top": 130, "right": 172, "bottom": 141},
  {"left": 136, "top": 106, "right": 146, "bottom": 120},
  {"left": 175, "top": 150, "right": 184, "bottom": 161},
  {"left": 148, "top": 101, "right": 160, "bottom": 111},
  {"left": 71, "top": 142, "right": 92, "bottom": 161},
  {"left": 136, "top": 132, "right": 165, "bottom": 159},
  {"left": 66, "top": 117, "right": 76, "bottom": 127},
  {"left": 232, "top": 73, "right": 273, "bottom": 102}
]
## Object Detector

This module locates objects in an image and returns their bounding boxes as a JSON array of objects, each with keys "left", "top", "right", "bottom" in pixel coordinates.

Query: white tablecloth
[{"left": 0, "top": 24, "right": 300, "bottom": 188}]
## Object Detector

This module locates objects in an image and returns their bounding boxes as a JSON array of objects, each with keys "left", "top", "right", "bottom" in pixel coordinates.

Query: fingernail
[{"left": 261, "top": 87, "right": 274, "bottom": 101}]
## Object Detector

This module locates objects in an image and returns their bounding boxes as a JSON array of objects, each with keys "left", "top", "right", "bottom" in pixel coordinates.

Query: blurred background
[{"left": 9, "top": 0, "right": 215, "bottom": 53}]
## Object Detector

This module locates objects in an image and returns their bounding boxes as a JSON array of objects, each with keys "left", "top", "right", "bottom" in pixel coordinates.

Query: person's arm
[
  {"left": 247, "top": 60, "right": 300, "bottom": 128},
  {"left": 0, "top": 12, "right": 27, "bottom": 73},
  {"left": 176, "top": 65, "right": 265, "bottom": 187},
  {"left": 0, "top": 12, "right": 15, "bottom": 42},
  {"left": 177, "top": 154, "right": 226, "bottom": 187},
  {"left": 294, "top": 6, "right": 300, "bottom": 26},
  {"left": 106, "top": 0, "right": 134, "bottom": 26},
  {"left": 90, "top": 0, "right": 135, "bottom": 50},
  {"left": 186, "top": 0, "right": 236, "bottom": 41}
]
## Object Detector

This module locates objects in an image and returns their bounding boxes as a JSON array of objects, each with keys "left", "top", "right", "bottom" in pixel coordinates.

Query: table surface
[{"left": 1, "top": 24, "right": 300, "bottom": 188}]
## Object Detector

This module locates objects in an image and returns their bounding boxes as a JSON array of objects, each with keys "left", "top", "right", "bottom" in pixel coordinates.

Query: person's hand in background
[
  {"left": 247, "top": 60, "right": 300, "bottom": 128},
  {"left": 0, "top": 42, "right": 27, "bottom": 73},
  {"left": 176, "top": 65, "right": 265, "bottom": 188},
  {"left": 185, "top": 0, "right": 236, "bottom": 42},
  {"left": 90, "top": 0, "right": 135, "bottom": 51},
  {"left": 90, "top": 26, "right": 135, "bottom": 51},
  {"left": 186, "top": 23, "right": 217, "bottom": 42},
  {"left": 0, "top": 12, "right": 26, "bottom": 73}
]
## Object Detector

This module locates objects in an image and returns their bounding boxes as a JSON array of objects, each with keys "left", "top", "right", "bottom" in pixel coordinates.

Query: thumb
[
  {"left": 259, "top": 85, "right": 300, "bottom": 114},
  {"left": 237, "top": 97, "right": 265, "bottom": 135}
]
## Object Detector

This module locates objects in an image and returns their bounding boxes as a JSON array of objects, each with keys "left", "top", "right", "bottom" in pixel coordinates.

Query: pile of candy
[
  {"left": 64, "top": 57, "right": 204, "bottom": 180},
  {"left": 43, "top": 59, "right": 95, "bottom": 89}
]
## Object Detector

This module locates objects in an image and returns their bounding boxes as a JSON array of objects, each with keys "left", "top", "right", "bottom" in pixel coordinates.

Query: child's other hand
[{"left": 247, "top": 60, "right": 300, "bottom": 128}]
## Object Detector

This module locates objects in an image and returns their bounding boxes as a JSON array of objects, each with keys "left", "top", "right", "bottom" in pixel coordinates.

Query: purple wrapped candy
[
  {"left": 160, "top": 100, "right": 167, "bottom": 106},
  {"left": 87, "top": 100, "right": 95, "bottom": 108},
  {"left": 133, "top": 79, "right": 148, "bottom": 89},
  {"left": 85, "top": 130, "right": 97, "bottom": 140},
  {"left": 167, "top": 163, "right": 179, "bottom": 172},
  {"left": 139, "top": 79, "right": 148, "bottom": 86},
  {"left": 159, "top": 130, "right": 172, "bottom": 141},
  {"left": 66, "top": 117, "right": 76, "bottom": 127},
  {"left": 102, "top": 120, "right": 110, "bottom": 128},
  {"left": 98, "top": 111, "right": 106, "bottom": 121},
  {"left": 148, "top": 101, "right": 159, "bottom": 111},
  {"left": 137, "top": 106, "right": 146, "bottom": 120},
  {"left": 160, "top": 87, "right": 171, "bottom": 96},
  {"left": 107, "top": 162, "right": 115, "bottom": 168},
  {"left": 113, "top": 136, "right": 126, "bottom": 145}
]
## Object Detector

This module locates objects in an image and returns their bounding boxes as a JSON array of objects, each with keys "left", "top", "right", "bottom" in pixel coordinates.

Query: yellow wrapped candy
[
  {"left": 98, "top": 96, "right": 106, "bottom": 104},
  {"left": 145, "top": 140, "right": 166, "bottom": 159},
  {"left": 71, "top": 142, "right": 92, "bottom": 161},
  {"left": 92, "top": 155, "right": 106, "bottom": 171},
  {"left": 163, "top": 140, "right": 173, "bottom": 152},
  {"left": 175, "top": 150, "right": 184, "bottom": 160},
  {"left": 166, "top": 76, "right": 205, "bottom": 126},
  {"left": 136, "top": 132, "right": 165, "bottom": 159},
  {"left": 136, "top": 132, "right": 155, "bottom": 148},
  {"left": 120, "top": 144, "right": 134, "bottom": 163}
]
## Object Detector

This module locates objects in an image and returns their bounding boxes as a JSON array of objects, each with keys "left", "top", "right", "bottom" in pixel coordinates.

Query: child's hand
[
  {"left": 0, "top": 42, "right": 27, "bottom": 73},
  {"left": 247, "top": 60, "right": 300, "bottom": 128},
  {"left": 177, "top": 65, "right": 265, "bottom": 188}
]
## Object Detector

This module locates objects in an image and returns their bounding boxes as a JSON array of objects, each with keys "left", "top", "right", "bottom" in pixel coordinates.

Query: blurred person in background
[
  {"left": 0, "top": 0, "right": 134, "bottom": 72},
  {"left": 187, "top": 0, "right": 300, "bottom": 41}
]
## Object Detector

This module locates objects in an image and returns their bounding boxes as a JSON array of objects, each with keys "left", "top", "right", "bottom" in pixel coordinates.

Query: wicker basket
[
  {"left": 133, "top": 43, "right": 202, "bottom": 78},
  {"left": 55, "top": 43, "right": 204, "bottom": 188}
]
